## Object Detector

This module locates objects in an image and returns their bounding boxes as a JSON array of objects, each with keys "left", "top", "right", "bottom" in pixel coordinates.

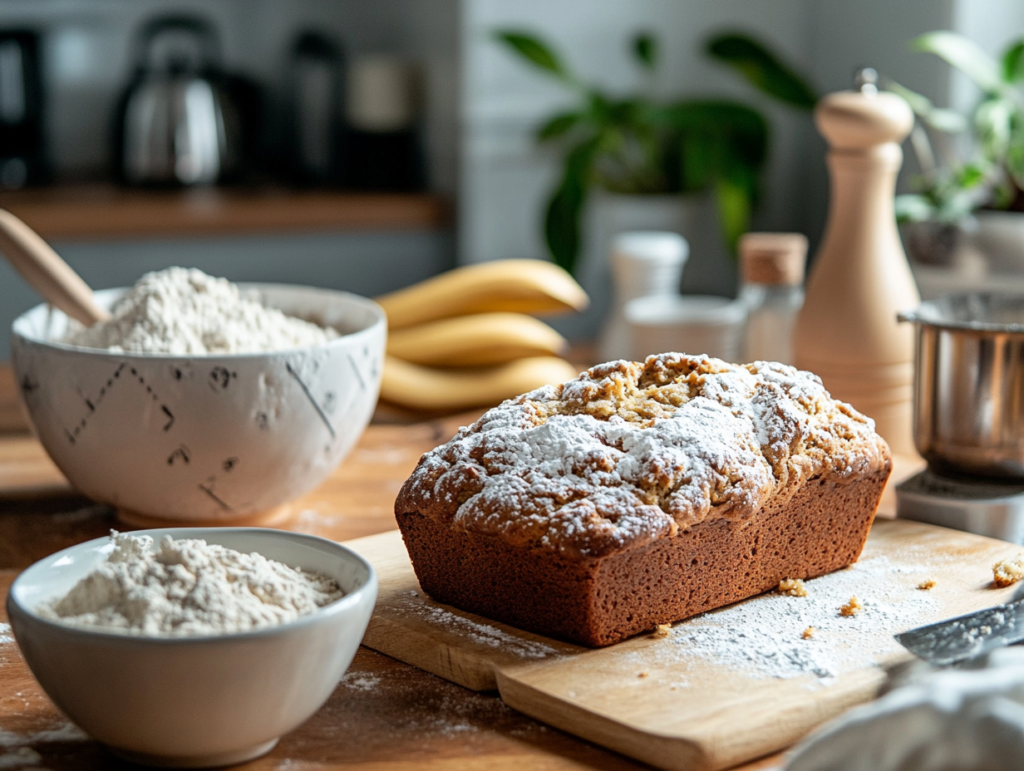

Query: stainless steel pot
[{"left": 900, "top": 293, "right": 1024, "bottom": 479}]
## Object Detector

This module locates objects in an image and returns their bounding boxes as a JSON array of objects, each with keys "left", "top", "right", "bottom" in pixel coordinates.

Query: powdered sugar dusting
[
  {"left": 399, "top": 354, "right": 888, "bottom": 558},
  {"left": 624, "top": 554, "right": 940, "bottom": 685},
  {"left": 62, "top": 267, "right": 337, "bottom": 354}
]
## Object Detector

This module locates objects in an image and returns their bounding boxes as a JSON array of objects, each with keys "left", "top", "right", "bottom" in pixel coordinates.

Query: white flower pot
[{"left": 971, "top": 211, "right": 1024, "bottom": 274}]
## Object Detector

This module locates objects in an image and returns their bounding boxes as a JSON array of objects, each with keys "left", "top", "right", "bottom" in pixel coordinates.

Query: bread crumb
[
  {"left": 652, "top": 623, "right": 671, "bottom": 638},
  {"left": 802, "top": 626, "right": 815, "bottom": 639},
  {"left": 839, "top": 596, "right": 863, "bottom": 617},
  {"left": 778, "top": 578, "right": 808, "bottom": 597},
  {"left": 917, "top": 579, "right": 936, "bottom": 591},
  {"left": 993, "top": 556, "right": 1024, "bottom": 587},
  {"left": 638, "top": 671, "right": 649, "bottom": 679}
]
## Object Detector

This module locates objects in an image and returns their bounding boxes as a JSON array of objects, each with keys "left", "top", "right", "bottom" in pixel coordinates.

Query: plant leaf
[
  {"left": 1002, "top": 40, "right": 1024, "bottom": 83},
  {"left": 660, "top": 101, "right": 769, "bottom": 168},
  {"left": 543, "top": 138, "right": 598, "bottom": 275},
  {"left": 680, "top": 132, "right": 715, "bottom": 191},
  {"left": 894, "top": 194, "right": 936, "bottom": 223},
  {"left": 711, "top": 149, "right": 760, "bottom": 254},
  {"left": 706, "top": 32, "right": 817, "bottom": 109},
  {"left": 955, "top": 163, "right": 987, "bottom": 189},
  {"left": 912, "top": 31, "right": 1001, "bottom": 93},
  {"left": 975, "top": 97, "right": 1014, "bottom": 160},
  {"left": 493, "top": 31, "right": 571, "bottom": 81},
  {"left": 926, "top": 108, "right": 970, "bottom": 133},
  {"left": 1007, "top": 123, "right": 1024, "bottom": 189},
  {"left": 885, "top": 80, "right": 967, "bottom": 132},
  {"left": 633, "top": 33, "right": 658, "bottom": 71},
  {"left": 713, "top": 174, "right": 752, "bottom": 255},
  {"left": 536, "top": 112, "right": 582, "bottom": 141},
  {"left": 544, "top": 185, "right": 584, "bottom": 275}
]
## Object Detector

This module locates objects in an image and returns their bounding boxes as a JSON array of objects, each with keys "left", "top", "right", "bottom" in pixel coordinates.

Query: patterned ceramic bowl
[
  {"left": 11, "top": 284, "right": 386, "bottom": 522},
  {"left": 7, "top": 527, "right": 378, "bottom": 767}
]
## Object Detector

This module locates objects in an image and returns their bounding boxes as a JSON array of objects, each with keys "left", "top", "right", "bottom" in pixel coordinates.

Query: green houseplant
[
  {"left": 493, "top": 30, "right": 818, "bottom": 276},
  {"left": 893, "top": 31, "right": 1024, "bottom": 264}
]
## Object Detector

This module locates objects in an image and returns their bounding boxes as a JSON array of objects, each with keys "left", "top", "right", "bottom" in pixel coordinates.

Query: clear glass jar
[
  {"left": 740, "top": 282, "right": 804, "bottom": 364},
  {"left": 738, "top": 233, "right": 808, "bottom": 364}
]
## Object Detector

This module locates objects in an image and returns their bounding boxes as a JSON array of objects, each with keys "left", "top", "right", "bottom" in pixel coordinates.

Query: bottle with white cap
[
  {"left": 598, "top": 231, "right": 688, "bottom": 362},
  {"left": 739, "top": 232, "right": 808, "bottom": 364}
]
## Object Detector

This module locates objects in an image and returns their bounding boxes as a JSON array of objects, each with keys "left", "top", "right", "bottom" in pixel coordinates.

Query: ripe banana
[
  {"left": 380, "top": 355, "right": 580, "bottom": 411},
  {"left": 386, "top": 312, "right": 568, "bottom": 367},
  {"left": 376, "top": 259, "right": 588, "bottom": 329}
]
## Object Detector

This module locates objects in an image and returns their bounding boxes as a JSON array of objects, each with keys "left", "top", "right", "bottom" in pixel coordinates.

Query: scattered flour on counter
[
  {"left": 0, "top": 624, "right": 11, "bottom": 644},
  {"left": 329, "top": 659, "right": 548, "bottom": 743},
  {"left": 0, "top": 723, "right": 87, "bottom": 748},
  {"left": 339, "top": 673, "right": 382, "bottom": 692},
  {"left": 62, "top": 267, "right": 337, "bottom": 354},
  {"left": 0, "top": 747, "right": 40, "bottom": 769},
  {"left": 38, "top": 532, "right": 343, "bottom": 636},
  {"left": 635, "top": 554, "right": 940, "bottom": 685},
  {"left": 0, "top": 722, "right": 88, "bottom": 768}
]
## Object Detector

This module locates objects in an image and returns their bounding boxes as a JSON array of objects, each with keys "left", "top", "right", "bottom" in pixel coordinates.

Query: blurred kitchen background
[{"left": 0, "top": 0, "right": 1022, "bottom": 364}]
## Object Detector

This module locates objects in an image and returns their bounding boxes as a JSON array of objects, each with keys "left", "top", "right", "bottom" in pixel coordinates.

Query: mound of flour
[
  {"left": 63, "top": 267, "right": 337, "bottom": 354},
  {"left": 39, "top": 532, "right": 344, "bottom": 636}
]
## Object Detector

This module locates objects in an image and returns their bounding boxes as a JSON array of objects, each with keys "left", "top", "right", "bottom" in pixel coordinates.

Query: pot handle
[{"left": 131, "top": 15, "right": 222, "bottom": 73}]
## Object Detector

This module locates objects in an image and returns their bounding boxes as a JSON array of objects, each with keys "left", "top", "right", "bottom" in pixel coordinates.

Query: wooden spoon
[{"left": 0, "top": 208, "right": 110, "bottom": 326}]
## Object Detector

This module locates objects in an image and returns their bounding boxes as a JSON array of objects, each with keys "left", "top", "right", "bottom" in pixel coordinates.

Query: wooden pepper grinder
[{"left": 794, "top": 69, "right": 919, "bottom": 455}]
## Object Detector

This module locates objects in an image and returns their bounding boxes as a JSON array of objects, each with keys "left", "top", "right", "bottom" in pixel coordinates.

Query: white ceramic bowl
[
  {"left": 6, "top": 528, "right": 378, "bottom": 767},
  {"left": 10, "top": 284, "right": 386, "bottom": 522}
]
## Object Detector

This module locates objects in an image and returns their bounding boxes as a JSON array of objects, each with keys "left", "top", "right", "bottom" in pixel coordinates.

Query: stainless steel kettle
[{"left": 118, "top": 16, "right": 240, "bottom": 185}]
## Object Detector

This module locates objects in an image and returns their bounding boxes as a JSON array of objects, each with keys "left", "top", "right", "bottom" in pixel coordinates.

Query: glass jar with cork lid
[{"left": 739, "top": 232, "right": 808, "bottom": 364}]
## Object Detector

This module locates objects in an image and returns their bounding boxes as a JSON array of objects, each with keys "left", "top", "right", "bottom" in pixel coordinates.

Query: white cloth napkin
[{"left": 785, "top": 648, "right": 1024, "bottom": 771}]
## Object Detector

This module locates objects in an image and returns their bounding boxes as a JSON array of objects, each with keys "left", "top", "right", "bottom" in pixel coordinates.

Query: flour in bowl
[
  {"left": 63, "top": 267, "right": 337, "bottom": 354},
  {"left": 38, "top": 532, "right": 344, "bottom": 636}
]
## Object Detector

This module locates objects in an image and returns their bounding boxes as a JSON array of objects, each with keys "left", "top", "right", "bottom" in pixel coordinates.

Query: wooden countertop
[
  {"left": 0, "top": 185, "right": 448, "bottom": 241},
  {"left": 0, "top": 417, "right": 800, "bottom": 770},
  {"left": 1, "top": 416, "right": 924, "bottom": 769}
]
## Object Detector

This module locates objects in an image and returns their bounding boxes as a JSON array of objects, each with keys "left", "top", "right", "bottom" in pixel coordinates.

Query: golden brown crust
[{"left": 396, "top": 354, "right": 891, "bottom": 560}]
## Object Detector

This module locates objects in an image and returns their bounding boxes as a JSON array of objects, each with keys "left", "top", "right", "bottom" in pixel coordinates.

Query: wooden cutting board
[{"left": 348, "top": 519, "right": 1023, "bottom": 771}]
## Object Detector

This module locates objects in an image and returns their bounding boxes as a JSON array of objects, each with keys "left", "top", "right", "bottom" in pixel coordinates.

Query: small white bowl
[
  {"left": 10, "top": 284, "right": 386, "bottom": 522},
  {"left": 6, "top": 528, "right": 377, "bottom": 768}
]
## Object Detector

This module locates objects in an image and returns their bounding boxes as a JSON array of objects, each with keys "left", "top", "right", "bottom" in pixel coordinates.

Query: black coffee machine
[{"left": 0, "top": 30, "right": 46, "bottom": 188}]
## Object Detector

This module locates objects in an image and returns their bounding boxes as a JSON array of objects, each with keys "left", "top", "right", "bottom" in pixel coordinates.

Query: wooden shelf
[{"left": 0, "top": 185, "right": 449, "bottom": 241}]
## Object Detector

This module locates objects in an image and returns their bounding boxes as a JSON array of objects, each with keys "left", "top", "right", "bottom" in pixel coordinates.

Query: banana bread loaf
[{"left": 395, "top": 354, "right": 892, "bottom": 647}]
